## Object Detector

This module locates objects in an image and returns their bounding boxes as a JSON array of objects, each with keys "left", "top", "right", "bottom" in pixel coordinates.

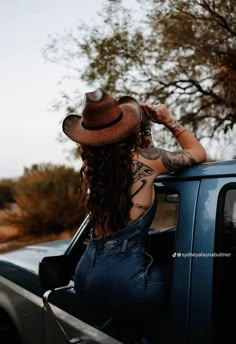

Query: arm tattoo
[
  {"left": 138, "top": 146, "right": 197, "bottom": 172},
  {"left": 162, "top": 151, "right": 197, "bottom": 172},
  {"left": 132, "top": 160, "right": 154, "bottom": 183}
]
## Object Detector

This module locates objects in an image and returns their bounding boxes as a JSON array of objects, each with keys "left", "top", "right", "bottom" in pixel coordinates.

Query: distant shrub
[
  {"left": 0, "top": 179, "right": 15, "bottom": 209},
  {"left": 11, "top": 164, "right": 84, "bottom": 235}
]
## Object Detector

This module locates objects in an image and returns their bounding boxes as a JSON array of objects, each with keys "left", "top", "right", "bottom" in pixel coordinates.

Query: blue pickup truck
[{"left": 0, "top": 160, "right": 235, "bottom": 344}]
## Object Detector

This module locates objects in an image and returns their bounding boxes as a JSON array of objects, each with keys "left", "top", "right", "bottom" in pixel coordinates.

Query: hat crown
[
  {"left": 82, "top": 88, "right": 121, "bottom": 129},
  {"left": 86, "top": 88, "right": 103, "bottom": 102}
]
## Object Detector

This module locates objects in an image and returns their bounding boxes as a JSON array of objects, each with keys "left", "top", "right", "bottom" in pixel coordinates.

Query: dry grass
[
  {"left": 0, "top": 209, "right": 75, "bottom": 253},
  {"left": 0, "top": 224, "right": 19, "bottom": 241},
  {"left": 0, "top": 208, "right": 20, "bottom": 243}
]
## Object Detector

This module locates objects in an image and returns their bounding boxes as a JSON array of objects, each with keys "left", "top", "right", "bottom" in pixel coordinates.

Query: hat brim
[{"left": 62, "top": 96, "right": 141, "bottom": 146}]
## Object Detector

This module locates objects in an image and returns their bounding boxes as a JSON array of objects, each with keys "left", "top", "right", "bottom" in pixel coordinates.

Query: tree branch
[{"left": 201, "top": 0, "right": 236, "bottom": 36}]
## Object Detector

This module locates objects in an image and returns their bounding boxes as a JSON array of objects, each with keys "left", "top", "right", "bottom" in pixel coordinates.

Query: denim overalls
[{"left": 74, "top": 192, "right": 171, "bottom": 332}]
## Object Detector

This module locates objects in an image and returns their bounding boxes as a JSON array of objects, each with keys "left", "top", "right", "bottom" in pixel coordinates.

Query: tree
[
  {"left": 8, "top": 164, "right": 83, "bottom": 235},
  {"left": 44, "top": 0, "right": 236, "bottom": 155}
]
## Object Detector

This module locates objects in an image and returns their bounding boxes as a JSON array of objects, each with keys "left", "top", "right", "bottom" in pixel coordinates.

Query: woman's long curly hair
[{"left": 78, "top": 132, "right": 140, "bottom": 237}]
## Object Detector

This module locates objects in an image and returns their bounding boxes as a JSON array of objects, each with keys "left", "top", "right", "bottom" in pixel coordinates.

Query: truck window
[
  {"left": 214, "top": 185, "right": 236, "bottom": 343},
  {"left": 151, "top": 193, "right": 179, "bottom": 231}
]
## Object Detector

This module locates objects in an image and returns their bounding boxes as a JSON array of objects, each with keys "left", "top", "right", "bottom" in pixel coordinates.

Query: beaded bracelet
[
  {"left": 165, "top": 120, "right": 183, "bottom": 135},
  {"left": 170, "top": 120, "right": 182, "bottom": 129}
]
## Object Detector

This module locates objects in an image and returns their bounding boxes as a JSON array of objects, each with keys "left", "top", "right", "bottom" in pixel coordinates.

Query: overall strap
[{"left": 130, "top": 179, "right": 147, "bottom": 198}]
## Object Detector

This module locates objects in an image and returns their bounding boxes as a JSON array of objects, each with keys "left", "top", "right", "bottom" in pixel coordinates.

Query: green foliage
[
  {"left": 0, "top": 179, "right": 15, "bottom": 209},
  {"left": 44, "top": 0, "right": 236, "bottom": 152},
  {"left": 12, "top": 164, "right": 84, "bottom": 235}
]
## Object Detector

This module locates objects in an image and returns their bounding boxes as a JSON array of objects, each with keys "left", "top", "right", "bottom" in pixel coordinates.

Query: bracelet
[
  {"left": 165, "top": 120, "right": 188, "bottom": 138},
  {"left": 166, "top": 120, "right": 183, "bottom": 135},
  {"left": 169, "top": 120, "right": 182, "bottom": 129}
]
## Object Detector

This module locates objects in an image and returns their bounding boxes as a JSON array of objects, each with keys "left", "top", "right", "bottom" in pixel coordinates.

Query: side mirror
[
  {"left": 39, "top": 255, "right": 74, "bottom": 290},
  {"left": 39, "top": 215, "right": 92, "bottom": 290}
]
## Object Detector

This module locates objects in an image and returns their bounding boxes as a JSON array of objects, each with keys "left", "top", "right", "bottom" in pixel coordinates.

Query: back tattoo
[
  {"left": 131, "top": 160, "right": 154, "bottom": 211},
  {"left": 132, "top": 160, "right": 154, "bottom": 183}
]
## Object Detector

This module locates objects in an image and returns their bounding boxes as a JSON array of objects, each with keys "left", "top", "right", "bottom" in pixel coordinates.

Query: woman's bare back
[{"left": 129, "top": 151, "right": 158, "bottom": 223}]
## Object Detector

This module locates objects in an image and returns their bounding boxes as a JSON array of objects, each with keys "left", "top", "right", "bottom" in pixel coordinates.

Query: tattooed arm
[
  {"left": 138, "top": 146, "right": 199, "bottom": 173},
  {"left": 139, "top": 103, "right": 206, "bottom": 173}
]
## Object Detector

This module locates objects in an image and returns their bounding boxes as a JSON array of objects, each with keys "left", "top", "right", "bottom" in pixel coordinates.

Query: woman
[{"left": 62, "top": 88, "right": 206, "bottom": 342}]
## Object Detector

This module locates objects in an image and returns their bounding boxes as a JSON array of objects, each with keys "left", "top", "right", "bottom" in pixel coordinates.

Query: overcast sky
[
  {"left": 1, "top": 1, "right": 234, "bottom": 180},
  {"left": 0, "top": 0, "right": 137, "bottom": 179}
]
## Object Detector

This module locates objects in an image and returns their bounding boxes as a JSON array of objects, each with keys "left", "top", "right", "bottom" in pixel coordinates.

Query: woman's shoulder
[
  {"left": 136, "top": 145, "right": 164, "bottom": 161},
  {"left": 132, "top": 147, "right": 164, "bottom": 177}
]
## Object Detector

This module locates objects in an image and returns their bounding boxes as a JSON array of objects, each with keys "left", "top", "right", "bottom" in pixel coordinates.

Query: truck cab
[{"left": 0, "top": 160, "right": 235, "bottom": 343}]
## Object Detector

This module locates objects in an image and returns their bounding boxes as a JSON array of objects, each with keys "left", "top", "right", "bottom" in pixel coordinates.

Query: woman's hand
[{"left": 140, "top": 102, "right": 174, "bottom": 125}]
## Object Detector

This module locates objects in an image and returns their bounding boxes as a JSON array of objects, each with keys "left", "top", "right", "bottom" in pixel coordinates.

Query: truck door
[{"left": 155, "top": 179, "right": 200, "bottom": 344}]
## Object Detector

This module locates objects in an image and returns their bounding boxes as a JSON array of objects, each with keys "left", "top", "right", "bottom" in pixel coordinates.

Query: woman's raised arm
[{"left": 139, "top": 103, "right": 206, "bottom": 174}]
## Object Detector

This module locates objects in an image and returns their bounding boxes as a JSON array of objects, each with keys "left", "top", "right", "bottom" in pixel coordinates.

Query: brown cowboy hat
[{"left": 62, "top": 88, "right": 142, "bottom": 146}]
